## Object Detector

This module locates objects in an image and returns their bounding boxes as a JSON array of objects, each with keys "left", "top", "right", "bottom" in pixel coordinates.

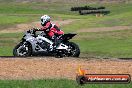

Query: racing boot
[{"left": 51, "top": 35, "right": 60, "bottom": 51}]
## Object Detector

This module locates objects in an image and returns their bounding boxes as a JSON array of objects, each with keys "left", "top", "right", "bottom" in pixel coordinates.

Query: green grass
[
  {"left": 61, "top": 3, "right": 132, "bottom": 33},
  {"left": 0, "top": 2, "right": 132, "bottom": 29},
  {"left": 0, "top": 79, "right": 131, "bottom": 88},
  {"left": 0, "top": 1, "right": 132, "bottom": 88},
  {"left": 1, "top": 29, "right": 132, "bottom": 58},
  {"left": 0, "top": 15, "right": 35, "bottom": 29},
  {"left": 0, "top": 2, "right": 132, "bottom": 58},
  {"left": 0, "top": 46, "right": 13, "bottom": 56},
  {"left": 72, "top": 29, "right": 132, "bottom": 58},
  {"left": 0, "top": 1, "right": 80, "bottom": 16},
  {"left": 0, "top": 2, "right": 76, "bottom": 28},
  {"left": 0, "top": 32, "right": 23, "bottom": 38},
  {"left": 74, "top": 38, "right": 132, "bottom": 58},
  {"left": 0, "top": 33, "right": 22, "bottom": 56}
]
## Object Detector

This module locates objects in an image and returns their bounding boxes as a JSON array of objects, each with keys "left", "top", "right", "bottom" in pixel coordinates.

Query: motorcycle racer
[
  {"left": 13, "top": 15, "right": 80, "bottom": 57},
  {"left": 36, "top": 15, "right": 64, "bottom": 49}
]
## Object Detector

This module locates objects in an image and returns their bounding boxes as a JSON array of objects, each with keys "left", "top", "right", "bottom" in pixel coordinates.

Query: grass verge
[{"left": 0, "top": 79, "right": 131, "bottom": 88}]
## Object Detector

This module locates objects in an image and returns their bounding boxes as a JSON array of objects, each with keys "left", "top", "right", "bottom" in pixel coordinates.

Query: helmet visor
[{"left": 41, "top": 18, "right": 43, "bottom": 22}]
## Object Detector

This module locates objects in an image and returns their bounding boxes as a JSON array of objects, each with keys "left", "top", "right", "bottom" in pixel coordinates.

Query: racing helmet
[{"left": 40, "top": 15, "right": 50, "bottom": 26}]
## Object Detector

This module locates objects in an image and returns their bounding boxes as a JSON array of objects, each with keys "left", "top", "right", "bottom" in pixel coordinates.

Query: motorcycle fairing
[
  {"left": 56, "top": 43, "right": 68, "bottom": 50},
  {"left": 60, "top": 33, "right": 76, "bottom": 41}
]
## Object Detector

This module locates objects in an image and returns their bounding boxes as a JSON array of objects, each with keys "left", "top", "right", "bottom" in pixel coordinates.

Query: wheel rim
[
  {"left": 68, "top": 45, "right": 77, "bottom": 56},
  {"left": 16, "top": 45, "right": 29, "bottom": 56}
]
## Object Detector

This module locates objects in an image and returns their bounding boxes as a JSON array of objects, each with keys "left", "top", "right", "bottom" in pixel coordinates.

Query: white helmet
[{"left": 40, "top": 15, "right": 50, "bottom": 26}]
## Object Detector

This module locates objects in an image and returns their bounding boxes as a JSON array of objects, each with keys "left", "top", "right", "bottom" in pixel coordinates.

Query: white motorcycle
[{"left": 13, "top": 29, "right": 80, "bottom": 57}]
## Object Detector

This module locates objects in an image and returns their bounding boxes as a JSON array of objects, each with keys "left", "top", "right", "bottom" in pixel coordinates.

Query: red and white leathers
[{"left": 40, "top": 21, "right": 64, "bottom": 38}]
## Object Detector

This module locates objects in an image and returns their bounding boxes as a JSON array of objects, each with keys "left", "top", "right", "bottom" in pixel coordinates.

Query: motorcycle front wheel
[{"left": 13, "top": 42, "right": 32, "bottom": 56}]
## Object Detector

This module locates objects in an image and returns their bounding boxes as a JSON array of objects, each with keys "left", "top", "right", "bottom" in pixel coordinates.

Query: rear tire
[
  {"left": 13, "top": 42, "right": 32, "bottom": 56},
  {"left": 66, "top": 42, "right": 80, "bottom": 57}
]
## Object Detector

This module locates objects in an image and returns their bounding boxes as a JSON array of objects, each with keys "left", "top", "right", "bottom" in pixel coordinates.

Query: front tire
[
  {"left": 13, "top": 42, "right": 32, "bottom": 56},
  {"left": 66, "top": 42, "right": 80, "bottom": 57}
]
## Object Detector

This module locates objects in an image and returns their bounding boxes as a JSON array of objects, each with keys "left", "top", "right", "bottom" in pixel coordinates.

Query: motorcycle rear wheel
[{"left": 66, "top": 42, "right": 80, "bottom": 57}]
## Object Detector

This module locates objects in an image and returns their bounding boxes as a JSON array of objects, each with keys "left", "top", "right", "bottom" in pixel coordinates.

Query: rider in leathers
[{"left": 36, "top": 15, "right": 64, "bottom": 50}]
